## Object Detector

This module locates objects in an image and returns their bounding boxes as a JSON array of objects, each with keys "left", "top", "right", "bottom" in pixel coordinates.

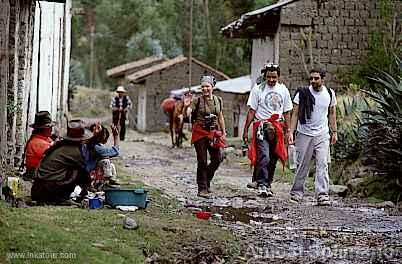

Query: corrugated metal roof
[
  {"left": 171, "top": 75, "right": 253, "bottom": 95},
  {"left": 221, "top": 0, "right": 299, "bottom": 37},
  {"left": 127, "top": 55, "right": 230, "bottom": 82}
]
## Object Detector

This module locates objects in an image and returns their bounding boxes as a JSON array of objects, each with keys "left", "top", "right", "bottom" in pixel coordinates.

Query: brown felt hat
[
  {"left": 29, "top": 111, "right": 55, "bottom": 128},
  {"left": 63, "top": 119, "right": 93, "bottom": 142}
]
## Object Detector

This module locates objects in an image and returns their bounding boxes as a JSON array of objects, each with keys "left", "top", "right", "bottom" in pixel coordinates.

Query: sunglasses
[
  {"left": 310, "top": 77, "right": 320, "bottom": 81},
  {"left": 264, "top": 63, "right": 279, "bottom": 69}
]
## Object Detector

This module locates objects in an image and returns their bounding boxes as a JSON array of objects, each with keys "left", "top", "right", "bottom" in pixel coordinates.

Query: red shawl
[
  {"left": 191, "top": 123, "right": 227, "bottom": 149},
  {"left": 248, "top": 114, "right": 288, "bottom": 167}
]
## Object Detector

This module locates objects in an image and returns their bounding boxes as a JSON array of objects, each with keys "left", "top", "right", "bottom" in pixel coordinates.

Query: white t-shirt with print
[
  {"left": 247, "top": 82, "right": 293, "bottom": 120},
  {"left": 294, "top": 85, "right": 336, "bottom": 137}
]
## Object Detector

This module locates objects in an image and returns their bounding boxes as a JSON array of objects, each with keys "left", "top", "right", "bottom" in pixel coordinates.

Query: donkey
[{"left": 161, "top": 94, "right": 192, "bottom": 147}]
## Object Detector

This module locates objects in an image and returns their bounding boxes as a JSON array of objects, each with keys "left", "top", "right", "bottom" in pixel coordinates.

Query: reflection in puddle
[{"left": 202, "top": 206, "right": 283, "bottom": 224}]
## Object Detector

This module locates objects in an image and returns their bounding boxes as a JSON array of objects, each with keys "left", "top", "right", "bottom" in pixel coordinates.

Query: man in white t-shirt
[
  {"left": 243, "top": 63, "right": 293, "bottom": 197},
  {"left": 288, "top": 69, "right": 337, "bottom": 206}
]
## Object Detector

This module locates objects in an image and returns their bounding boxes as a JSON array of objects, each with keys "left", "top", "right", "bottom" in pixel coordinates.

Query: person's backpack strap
[
  {"left": 326, "top": 87, "right": 333, "bottom": 117},
  {"left": 212, "top": 95, "right": 222, "bottom": 114}
]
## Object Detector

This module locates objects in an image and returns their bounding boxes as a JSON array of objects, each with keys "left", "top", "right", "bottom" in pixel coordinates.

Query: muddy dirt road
[{"left": 118, "top": 130, "right": 402, "bottom": 263}]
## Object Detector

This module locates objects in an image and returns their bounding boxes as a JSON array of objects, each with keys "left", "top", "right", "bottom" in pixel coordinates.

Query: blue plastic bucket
[
  {"left": 104, "top": 188, "right": 148, "bottom": 208},
  {"left": 89, "top": 198, "right": 103, "bottom": 209}
]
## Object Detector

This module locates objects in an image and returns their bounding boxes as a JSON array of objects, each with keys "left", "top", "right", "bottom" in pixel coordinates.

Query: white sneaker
[
  {"left": 258, "top": 185, "right": 268, "bottom": 197},
  {"left": 317, "top": 195, "right": 331, "bottom": 206},
  {"left": 266, "top": 187, "right": 273, "bottom": 197}
]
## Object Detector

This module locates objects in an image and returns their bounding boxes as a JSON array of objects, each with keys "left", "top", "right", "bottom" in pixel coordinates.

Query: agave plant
[
  {"left": 332, "top": 95, "right": 364, "bottom": 162},
  {"left": 360, "top": 55, "right": 402, "bottom": 182}
]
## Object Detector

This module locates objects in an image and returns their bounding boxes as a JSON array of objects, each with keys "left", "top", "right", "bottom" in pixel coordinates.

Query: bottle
[{"left": 288, "top": 145, "right": 297, "bottom": 170}]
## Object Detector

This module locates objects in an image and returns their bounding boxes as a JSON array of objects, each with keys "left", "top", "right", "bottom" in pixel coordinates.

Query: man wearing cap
[
  {"left": 23, "top": 111, "right": 55, "bottom": 181},
  {"left": 31, "top": 120, "right": 94, "bottom": 204},
  {"left": 110, "top": 86, "right": 132, "bottom": 141},
  {"left": 243, "top": 63, "right": 293, "bottom": 197}
]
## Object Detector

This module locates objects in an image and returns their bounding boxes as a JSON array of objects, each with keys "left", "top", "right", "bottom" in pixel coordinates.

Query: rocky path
[{"left": 118, "top": 130, "right": 402, "bottom": 263}]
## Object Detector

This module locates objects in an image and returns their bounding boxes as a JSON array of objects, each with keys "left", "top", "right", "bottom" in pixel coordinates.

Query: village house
[
  {"left": 109, "top": 55, "right": 230, "bottom": 132},
  {"left": 172, "top": 75, "right": 253, "bottom": 138},
  {"left": 221, "top": 0, "right": 402, "bottom": 92},
  {"left": 0, "top": 0, "right": 71, "bottom": 174},
  {"left": 106, "top": 56, "right": 166, "bottom": 85}
]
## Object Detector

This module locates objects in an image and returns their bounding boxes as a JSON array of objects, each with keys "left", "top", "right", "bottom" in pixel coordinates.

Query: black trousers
[
  {"left": 112, "top": 110, "right": 126, "bottom": 140},
  {"left": 194, "top": 137, "right": 222, "bottom": 192},
  {"left": 31, "top": 169, "right": 90, "bottom": 204}
]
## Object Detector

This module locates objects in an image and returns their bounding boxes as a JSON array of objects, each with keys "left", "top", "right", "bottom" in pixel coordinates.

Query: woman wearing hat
[
  {"left": 31, "top": 120, "right": 95, "bottom": 204},
  {"left": 110, "top": 86, "right": 132, "bottom": 141},
  {"left": 190, "top": 75, "right": 227, "bottom": 198},
  {"left": 23, "top": 111, "right": 55, "bottom": 181}
]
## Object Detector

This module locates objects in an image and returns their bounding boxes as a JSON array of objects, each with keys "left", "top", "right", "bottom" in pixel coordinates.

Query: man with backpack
[
  {"left": 243, "top": 63, "right": 293, "bottom": 197},
  {"left": 288, "top": 69, "right": 338, "bottom": 206}
]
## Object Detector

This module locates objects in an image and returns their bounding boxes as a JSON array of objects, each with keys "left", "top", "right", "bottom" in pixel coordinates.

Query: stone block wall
[{"left": 278, "top": 0, "right": 401, "bottom": 94}]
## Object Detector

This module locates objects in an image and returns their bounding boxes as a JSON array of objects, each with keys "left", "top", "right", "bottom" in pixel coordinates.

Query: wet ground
[{"left": 118, "top": 130, "right": 402, "bottom": 263}]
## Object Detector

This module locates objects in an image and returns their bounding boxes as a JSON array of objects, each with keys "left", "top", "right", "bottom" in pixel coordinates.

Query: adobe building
[{"left": 221, "top": 0, "right": 402, "bottom": 92}]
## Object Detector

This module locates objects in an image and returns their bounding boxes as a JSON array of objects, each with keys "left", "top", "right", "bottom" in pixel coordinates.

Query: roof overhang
[
  {"left": 36, "top": 0, "right": 67, "bottom": 2},
  {"left": 221, "top": 0, "right": 299, "bottom": 38}
]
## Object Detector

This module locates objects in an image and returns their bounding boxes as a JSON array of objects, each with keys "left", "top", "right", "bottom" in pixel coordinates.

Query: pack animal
[{"left": 161, "top": 96, "right": 192, "bottom": 147}]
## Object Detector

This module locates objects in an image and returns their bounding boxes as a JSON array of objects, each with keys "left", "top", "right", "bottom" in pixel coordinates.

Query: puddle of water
[{"left": 202, "top": 206, "right": 283, "bottom": 224}]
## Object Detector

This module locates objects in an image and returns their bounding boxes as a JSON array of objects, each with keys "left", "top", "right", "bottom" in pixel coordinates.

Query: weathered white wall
[
  {"left": 30, "top": 0, "right": 71, "bottom": 127},
  {"left": 251, "top": 37, "right": 275, "bottom": 83},
  {"left": 137, "top": 86, "right": 147, "bottom": 132}
]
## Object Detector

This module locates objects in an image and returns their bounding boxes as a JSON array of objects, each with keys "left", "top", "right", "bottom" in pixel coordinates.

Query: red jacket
[
  {"left": 191, "top": 123, "right": 227, "bottom": 149},
  {"left": 248, "top": 114, "right": 287, "bottom": 167},
  {"left": 26, "top": 134, "right": 53, "bottom": 169}
]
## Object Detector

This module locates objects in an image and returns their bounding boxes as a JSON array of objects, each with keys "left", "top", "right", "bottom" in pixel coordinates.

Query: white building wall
[
  {"left": 31, "top": 1, "right": 71, "bottom": 127},
  {"left": 251, "top": 37, "right": 275, "bottom": 83}
]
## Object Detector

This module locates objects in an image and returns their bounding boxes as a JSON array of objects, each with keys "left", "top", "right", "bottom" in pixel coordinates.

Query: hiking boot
[
  {"left": 317, "top": 195, "right": 330, "bottom": 206},
  {"left": 197, "top": 191, "right": 212, "bottom": 198},
  {"left": 290, "top": 194, "right": 302, "bottom": 204},
  {"left": 247, "top": 182, "right": 258, "bottom": 189},
  {"left": 257, "top": 185, "right": 269, "bottom": 197}
]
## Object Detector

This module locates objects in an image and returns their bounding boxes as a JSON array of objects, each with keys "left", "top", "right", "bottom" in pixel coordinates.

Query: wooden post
[
  {"left": 0, "top": 0, "right": 10, "bottom": 172},
  {"left": 89, "top": 24, "right": 95, "bottom": 89},
  {"left": 188, "top": 0, "right": 193, "bottom": 89}
]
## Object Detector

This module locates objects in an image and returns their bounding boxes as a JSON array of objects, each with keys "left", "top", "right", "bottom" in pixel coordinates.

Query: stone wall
[
  {"left": 130, "top": 61, "right": 227, "bottom": 132},
  {"left": 279, "top": 0, "right": 401, "bottom": 94},
  {"left": 0, "top": 0, "right": 35, "bottom": 174}
]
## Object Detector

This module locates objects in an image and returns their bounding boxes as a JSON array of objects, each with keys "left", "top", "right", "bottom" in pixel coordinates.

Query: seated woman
[
  {"left": 23, "top": 111, "right": 55, "bottom": 181},
  {"left": 86, "top": 123, "right": 120, "bottom": 188}
]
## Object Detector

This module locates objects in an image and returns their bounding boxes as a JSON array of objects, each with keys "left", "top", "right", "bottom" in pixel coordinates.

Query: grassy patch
[
  {"left": 70, "top": 86, "right": 112, "bottom": 118},
  {"left": 0, "top": 168, "right": 241, "bottom": 263}
]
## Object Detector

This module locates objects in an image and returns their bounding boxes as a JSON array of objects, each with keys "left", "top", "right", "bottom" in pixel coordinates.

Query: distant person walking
[
  {"left": 111, "top": 86, "right": 132, "bottom": 141},
  {"left": 243, "top": 63, "right": 292, "bottom": 197},
  {"left": 288, "top": 69, "right": 337, "bottom": 206}
]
